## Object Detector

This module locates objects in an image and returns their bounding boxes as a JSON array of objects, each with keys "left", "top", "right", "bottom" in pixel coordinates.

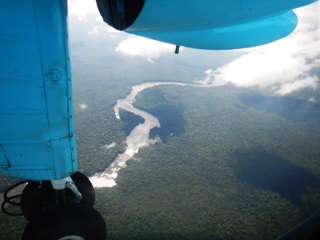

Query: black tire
[
  {"left": 21, "top": 172, "right": 95, "bottom": 221},
  {"left": 22, "top": 203, "right": 107, "bottom": 240}
]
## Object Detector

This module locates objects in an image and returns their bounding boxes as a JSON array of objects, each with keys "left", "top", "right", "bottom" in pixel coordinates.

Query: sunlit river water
[{"left": 89, "top": 81, "right": 222, "bottom": 188}]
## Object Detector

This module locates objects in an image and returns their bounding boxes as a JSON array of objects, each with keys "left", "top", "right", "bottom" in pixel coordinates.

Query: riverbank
[{"left": 89, "top": 80, "right": 224, "bottom": 188}]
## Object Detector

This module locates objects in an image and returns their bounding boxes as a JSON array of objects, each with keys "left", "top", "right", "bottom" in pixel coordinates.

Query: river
[{"left": 89, "top": 80, "right": 223, "bottom": 188}]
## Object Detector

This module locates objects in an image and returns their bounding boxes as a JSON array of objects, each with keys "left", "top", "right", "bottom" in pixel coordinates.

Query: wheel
[
  {"left": 21, "top": 172, "right": 95, "bottom": 221},
  {"left": 22, "top": 203, "right": 107, "bottom": 240}
]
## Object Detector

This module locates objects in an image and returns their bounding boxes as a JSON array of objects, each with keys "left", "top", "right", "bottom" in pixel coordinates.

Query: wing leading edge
[{"left": 97, "top": 0, "right": 318, "bottom": 49}]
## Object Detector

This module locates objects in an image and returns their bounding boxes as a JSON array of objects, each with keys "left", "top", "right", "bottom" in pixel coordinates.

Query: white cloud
[
  {"left": 102, "top": 142, "right": 117, "bottom": 150},
  {"left": 200, "top": 2, "right": 320, "bottom": 95},
  {"left": 115, "top": 36, "right": 179, "bottom": 59},
  {"left": 87, "top": 25, "right": 121, "bottom": 39},
  {"left": 275, "top": 76, "right": 318, "bottom": 95},
  {"left": 87, "top": 26, "right": 101, "bottom": 35},
  {"left": 68, "top": 0, "right": 125, "bottom": 41},
  {"left": 79, "top": 102, "right": 88, "bottom": 110},
  {"left": 308, "top": 97, "right": 316, "bottom": 102},
  {"left": 68, "top": 0, "right": 99, "bottom": 17}
]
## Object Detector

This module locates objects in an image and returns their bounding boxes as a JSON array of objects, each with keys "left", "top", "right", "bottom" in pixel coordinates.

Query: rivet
[{"left": 46, "top": 69, "right": 61, "bottom": 82}]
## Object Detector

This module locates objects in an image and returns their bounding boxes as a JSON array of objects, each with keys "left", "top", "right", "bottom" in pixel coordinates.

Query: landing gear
[
  {"left": 22, "top": 203, "right": 106, "bottom": 240},
  {"left": 1, "top": 172, "right": 107, "bottom": 239},
  {"left": 21, "top": 172, "right": 95, "bottom": 221}
]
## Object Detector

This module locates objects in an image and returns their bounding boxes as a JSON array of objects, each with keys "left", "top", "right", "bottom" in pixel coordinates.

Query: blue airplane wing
[
  {"left": 0, "top": 0, "right": 76, "bottom": 181},
  {"left": 131, "top": 11, "right": 298, "bottom": 50},
  {"left": 97, "top": 0, "right": 317, "bottom": 49}
]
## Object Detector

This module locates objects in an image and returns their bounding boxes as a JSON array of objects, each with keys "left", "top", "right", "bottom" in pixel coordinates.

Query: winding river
[{"left": 89, "top": 81, "right": 222, "bottom": 188}]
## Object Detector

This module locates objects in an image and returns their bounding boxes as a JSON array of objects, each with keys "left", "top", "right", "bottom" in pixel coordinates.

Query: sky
[{"left": 68, "top": 0, "right": 320, "bottom": 97}]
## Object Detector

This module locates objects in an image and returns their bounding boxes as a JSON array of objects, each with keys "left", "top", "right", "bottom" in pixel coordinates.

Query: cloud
[
  {"left": 87, "top": 25, "right": 120, "bottom": 38},
  {"left": 275, "top": 76, "right": 318, "bottom": 95},
  {"left": 79, "top": 102, "right": 88, "bottom": 110},
  {"left": 68, "top": 0, "right": 99, "bottom": 18},
  {"left": 102, "top": 142, "right": 117, "bottom": 150},
  {"left": 68, "top": 0, "right": 123, "bottom": 39},
  {"left": 200, "top": 2, "right": 320, "bottom": 95},
  {"left": 115, "top": 36, "right": 179, "bottom": 59}
]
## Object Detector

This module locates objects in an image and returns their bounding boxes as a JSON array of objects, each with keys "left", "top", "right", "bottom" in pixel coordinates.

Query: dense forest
[
  {"left": 1, "top": 12, "right": 320, "bottom": 240},
  {"left": 1, "top": 78, "right": 320, "bottom": 239}
]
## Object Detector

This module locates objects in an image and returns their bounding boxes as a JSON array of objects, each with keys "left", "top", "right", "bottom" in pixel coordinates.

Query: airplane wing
[{"left": 97, "top": 0, "right": 317, "bottom": 49}]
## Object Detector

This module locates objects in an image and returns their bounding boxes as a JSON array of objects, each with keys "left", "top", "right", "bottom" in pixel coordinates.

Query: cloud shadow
[
  {"left": 119, "top": 109, "right": 145, "bottom": 136},
  {"left": 230, "top": 147, "right": 320, "bottom": 205},
  {"left": 148, "top": 104, "right": 186, "bottom": 143},
  {"left": 238, "top": 92, "right": 320, "bottom": 122}
]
